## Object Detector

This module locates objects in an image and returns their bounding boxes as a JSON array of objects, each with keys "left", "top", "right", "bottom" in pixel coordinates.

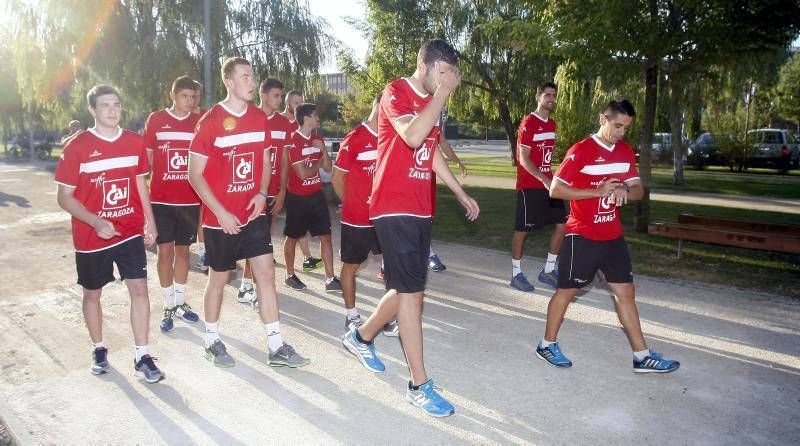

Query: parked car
[
  {"left": 650, "top": 133, "right": 690, "bottom": 163},
  {"left": 687, "top": 132, "right": 729, "bottom": 169},
  {"left": 746, "top": 129, "right": 800, "bottom": 173}
]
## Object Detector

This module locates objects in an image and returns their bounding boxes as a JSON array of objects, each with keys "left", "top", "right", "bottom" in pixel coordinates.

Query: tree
[{"left": 776, "top": 52, "right": 800, "bottom": 126}]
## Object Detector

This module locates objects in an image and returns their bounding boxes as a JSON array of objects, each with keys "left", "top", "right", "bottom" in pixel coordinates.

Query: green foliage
[{"left": 775, "top": 52, "right": 800, "bottom": 124}]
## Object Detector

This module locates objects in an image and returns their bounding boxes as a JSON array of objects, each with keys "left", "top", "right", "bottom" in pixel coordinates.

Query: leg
[
  {"left": 607, "top": 282, "right": 647, "bottom": 352},
  {"left": 173, "top": 245, "right": 190, "bottom": 284},
  {"left": 82, "top": 288, "right": 103, "bottom": 343},
  {"left": 357, "top": 289, "right": 400, "bottom": 340},
  {"left": 242, "top": 259, "right": 253, "bottom": 281},
  {"left": 125, "top": 278, "right": 150, "bottom": 346},
  {"left": 549, "top": 223, "right": 565, "bottom": 255},
  {"left": 340, "top": 262, "right": 360, "bottom": 309},
  {"left": 250, "top": 254, "right": 280, "bottom": 323},
  {"left": 511, "top": 231, "right": 527, "bottom": 260},
  {"left": 320, "top": 234, "right": 335, "bottom": 278},
  {"left": 156, "top": 243, "right": 175, "bottom": 288},
  {"left": 299, "top": 234, "right": 312, "bottom": 259},
  {"left": 203, "top": 269, "right": 230, "bottom": 324},
  {"left": 543, "top": 288, "right": 580, "bottom": 342},
  {"left": 284, "top": 237, "right": 298, "bottom": 276},
  {"left": 395, "top": 291, "right": 427, "bottom": 385}
]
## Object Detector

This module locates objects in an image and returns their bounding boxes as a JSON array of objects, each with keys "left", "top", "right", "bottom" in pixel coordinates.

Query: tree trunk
[
  {"left": 499, "top": 100, "right": 517, "bottom": 165},
  {"left": 634, "top": 61, "right": 658, "bottom": 233},
  {"left": 669, "top": 63, "right": 684, "bottom": 185}
]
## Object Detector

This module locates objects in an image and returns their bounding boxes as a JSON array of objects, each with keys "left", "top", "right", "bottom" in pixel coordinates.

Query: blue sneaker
[
  {"left": 536, "top": 342, "right": 572, "bottom": 368},
  {"left": 510, "top": 272, "right": 535, "bottom": 292},
  {"left": 538, "top": 268, "right": 558, "bottom": 289},
  {"left": 175, "top": 303, "right": 199, "bottom": 322},
  {"left": 633, "top": 351, "right": 680, "bottom": 373},
  {"left": 428, "top": 254, "right": 446, "bottom": 272},
  {"left": 159, "top": 307, "right": 175, "bottom": 332},
  {"left": 341, "top": 328, "right": 385, "bottom": 373},
  {"left": 406, "top": 379, "right": 455, "bottom": 417}
]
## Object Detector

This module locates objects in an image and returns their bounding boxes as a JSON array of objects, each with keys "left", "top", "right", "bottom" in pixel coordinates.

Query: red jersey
[
  {"left": 143, "top": 109, "right": 200, "bottom": 205},
  {"left": 55, "top": 128, "right": 150, "bottom": 252},
  {"left": 286, "top": 130, "right": 325, "bottom": 196},
  {"left": 266, "top": 112, "right": 294, "bottom": 197},
  {"left": 189, "top": 102, "right": 272, "bottom": 229},
  {"left": 370, "top": 78, "right": 440, "bottom": 220},
  {"left": 516, "top": 112, "right": 556, "bottom": 191},
  {"left": 554, "top": 135, "right": 640, "bottom": 241},
  {"left": 335, "top": 123, "right": 378, "bottom": 227}
]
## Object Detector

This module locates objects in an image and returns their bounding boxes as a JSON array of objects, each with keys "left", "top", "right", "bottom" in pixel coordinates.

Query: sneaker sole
[
  {"left": 268, "top": 359, "right": 310, "bottom": 368},
  {"left": 135, "top": 370, "right": 165, "bottom": 384},
  {"left": 382, "top": 330, "right": 399, "bottom": 337},
  {"left": 405, "top": 395, "right": 455, "bottom": 418},
  {"left": 535, "top": 350, "right": 572, "bottom": 368},
  {"left": 634, "top": 364, "right": 680, "bottom": 374},
  {"left": 91, "top": 365, "right": 109, "bottom": 375},
  {"left": 180, "top": 315, "right": 199, "bottom": 323},
  {"left": 510, "top": 283, "right": 535, "bottom": 292},
  {"left": 341, "top": 335, "right": 385, "bottom": 373},
  {"left": 204, "top": 351, "right": 235, "bottom": 368},
  {"left": 159, "top": 322, "right": 174, "bottom": 333},
  {"left": 285, "top": 282, "right": 307, "bottom": 290},
  {"left": 538, "top": 278, "right": 558, "bottom": 289}
]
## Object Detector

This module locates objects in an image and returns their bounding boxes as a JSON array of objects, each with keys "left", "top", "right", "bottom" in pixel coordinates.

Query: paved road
[{"left": 1, "top": 163, "right": 799, "bottom": 444}]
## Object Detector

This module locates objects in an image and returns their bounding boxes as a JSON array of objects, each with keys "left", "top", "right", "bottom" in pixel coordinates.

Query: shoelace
[
  {"left": 138, "top": 356, "right": 159, "bottom": 369},
  {"left": 278, "top": 344, "right": 296, "bottom": 358},
  {"left": 178, "top": 303, "right": 194, "bottom": 313},
  {"left": 162, "top": 308, "right": 175, "bottom": 319}
]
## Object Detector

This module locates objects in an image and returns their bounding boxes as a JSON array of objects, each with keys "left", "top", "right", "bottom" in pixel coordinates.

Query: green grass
[
  {"left": 450, "top": 154, "right": 800, "bottom": 198},
  {"left": 433, "top": 185, "right": 800, "bottom": 298}
]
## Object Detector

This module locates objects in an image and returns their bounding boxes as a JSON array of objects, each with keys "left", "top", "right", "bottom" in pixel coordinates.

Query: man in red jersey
[
  {"left": 331, "top": 93, "right": 398, "bottom": 334},
  {"left": 510, "top": 82, "right": 567, "bottom": 293},
  {"left": 55, "top": 84, "right": 164, "bottom": 383},
  {"left": 283, "top": 103, "right": 341, "bottom": 292},
  {"left": 535, "top": 99, "right": 680, "bottom": 374},
  {"left": 143, "top": 75, "right": 202, "bottom": 332},
  {"left": 237, "top": 78, "right": 299, "bottom": 306},
  {"left": 340, "top": 39, "right": 479, "bottom": 417},
  {"left": 188, "top": 57, "right": 308, "bottom": 368}
]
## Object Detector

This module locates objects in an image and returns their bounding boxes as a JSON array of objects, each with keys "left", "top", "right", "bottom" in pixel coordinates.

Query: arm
[
  {"left": 57, "top": 185, "right": 120, "bottom": 240},
  {"left": 392, "top": 64, "right": 460, "bottom": 148},
  {"left": 245, "top": 150, "right": 271, "bottom": 221},
  {"left": 273, "top": 146, "right": 289, "bottom": 213},
  {"left": 609, "top": 178, "right": 644, "bottom": 207},
  {"left": 318, "top": 140, "right": 332, "bottom": 173},
  {"left": 332, "top": 168, "right": 346, "bottom": 201},
  {"left": 432, "top": 149, "right": 479, "bottom": 221},
  {"left": 188, "top": 153, "right": 242, "bottom": 234},
  {"left": 136, "top": 175, "right": 157, "bottom": 246},
  {"left": 518, "top": 146, "right": 551, "bottom": 189},
  {"left": 439, "top": 136, "right": 467, "bottom": 177},
  {"left": 549, "top": 177, "right": 621, "bottom": 201}
]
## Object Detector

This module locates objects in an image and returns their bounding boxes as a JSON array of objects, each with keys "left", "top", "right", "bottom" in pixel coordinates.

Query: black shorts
[
  {"left": 373, "top": 216, "right": 432, "bottom": 294},
  {"left": 203, "top": 215, "right": 273, "bottom": 272},
  {"left": 557, "top": 235, "right": 633, "bottom": 288},
  {"left": 75, "top": 236, "right": 147, "bottom": 290},
  {"left": 153, "top": 204, "right": 200, "bottom": 245},
  {"left": 340, "top": 224, "right": 381, "bottom": 264},
  {"left": 284, "top": 191, "right": 331, "bottom": 239},
  {"left": 515, "top": 188, "right": 567, "bottom": 232}
]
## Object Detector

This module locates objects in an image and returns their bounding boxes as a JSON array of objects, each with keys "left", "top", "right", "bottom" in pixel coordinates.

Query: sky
[{"left": 307, "top": 0, "right": 369, "bottom": 73}]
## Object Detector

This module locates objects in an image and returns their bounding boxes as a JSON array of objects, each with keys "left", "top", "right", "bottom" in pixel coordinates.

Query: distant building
[{"left": 321, "top": 72, "right": 350, "bottom": 95}]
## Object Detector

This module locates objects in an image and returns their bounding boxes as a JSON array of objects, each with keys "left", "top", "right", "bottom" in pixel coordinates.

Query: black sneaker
[
  {"left": 302, "top": 257, "right": 323, "bottom": 272},
  {"left": 325, "top": 277, "right": 343, "bottom": 293},
  {"left": 134, "top": 355, "right": 165, "bottom": 383},
  {"left": 91, "top": 347, "right": 109, "bottom": 375},
  {"left": 285, "top": 274, "right": 307, "bottom": 290}
]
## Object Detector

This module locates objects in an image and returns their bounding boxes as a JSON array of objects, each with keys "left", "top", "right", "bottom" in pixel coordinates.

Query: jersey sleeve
[
  {"left": 554, "top": 144, "right": 582, "bottom": 186},
  {"left": 622, "top": 147, "right": 641, "bottom": 183},
  {"left": 517, "top": 117, "right": 534, "bottom": 150},
  {"left": 189, "top": 113, "right": 213, "bottom": 158},
  {"left": 381, "top": 82, "right": 414, "bottom": 123},
  {"left": 287, "top": 141, "right": 304, "bottom": 165},
  {"left": 135, "top": 136, "right": 150, "bottom": 176},
  {"left": 54, "top": 139, "right": 81, "bottom": 187},
  {"left": 142, "top": 113, "right": 157, "bottom": 151},
  {"left": 335, "top": 133, "right": 354, "bottom": 172}
]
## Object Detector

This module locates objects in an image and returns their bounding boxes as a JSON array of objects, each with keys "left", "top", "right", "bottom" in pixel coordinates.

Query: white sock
[
  {"left": 512, "top": 259, "right": 522, "bottom": 276},
  {"left": 240, "top": 278, "right": 254, "bottom": 290},
  {"left": 204, "top": 321, "right": 220, "bottom": 347},
  {"left": 544, "top": 253, "right": 558, "bottom": 273},
  {"left": 265, "top": 321, "right": 283, "bottom": 353},
  {"left": 429, "top": 246, "right": 436, "bottom": 257},
  {"left": 92, "top": 341, "right": 106, "bottom": 350},
  {"left": 161, "top": 286, "right": 175, "bottom": 308},
  {"left": 325, "top": 276, "right": 335, "bottom": 285},
  {"left": 173, "top": 282, "right": 186, "bottom": 305},
  {"left": 539, "top": 339, "right": 555, "bottom": 349},
  {"left": 346, "top": 307, "right": 359, "bottom": 319},
  {"left": 634, "top": 349, "right": 651, "bottom": 361},
  {"left": 135, "top": 345, "right": 149, "bottom": 362}
]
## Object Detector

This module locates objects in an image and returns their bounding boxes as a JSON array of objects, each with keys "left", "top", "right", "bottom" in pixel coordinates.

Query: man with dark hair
[
  {"left": 535, "top": 99, "right": 680, "bottom": 374},
  {"left": 188, "top": 56, "right": 308, "bottom": 368},
  {"left": 55, "top": 84, "right": 164, "bottom": 383},
  {"left": 510, "top": 81, "right": 567, "bottom": 292},
  {"left": 332, "top": 93, "right": 398, "bottom": 333},
  {"left": 340, "top": 39, "right": 479, "bottom": 417},
  {"left": 283, "top": 103, "right": 340, "bottom": 292},
  {"left": 143, "top": 75, "right": 202, "bottom": 332}
]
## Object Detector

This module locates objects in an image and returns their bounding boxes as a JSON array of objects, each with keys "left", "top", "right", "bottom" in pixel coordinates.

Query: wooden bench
[{"left": 647, "top": 213, "right": 800, "bottom": 258}]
